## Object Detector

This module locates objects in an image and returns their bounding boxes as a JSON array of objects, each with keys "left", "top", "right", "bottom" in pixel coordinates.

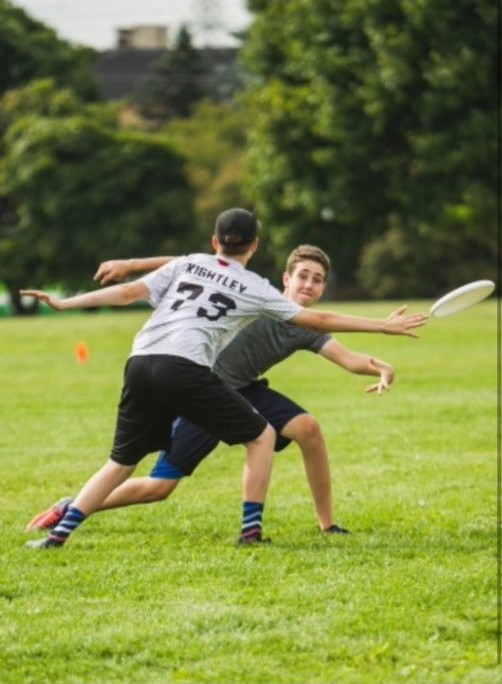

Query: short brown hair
[{"left": 285, "top": 245, "right": 331, "bottom": 281}]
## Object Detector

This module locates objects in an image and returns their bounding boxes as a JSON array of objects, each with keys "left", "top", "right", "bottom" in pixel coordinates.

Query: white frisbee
[{"left": 430, "top": 280, "right": 495, "bottom": 318}]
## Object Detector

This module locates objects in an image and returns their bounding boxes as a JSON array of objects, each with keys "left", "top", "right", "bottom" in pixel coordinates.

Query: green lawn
[{"left": 0, "top": 301, "right": 498, "bottom": 684}]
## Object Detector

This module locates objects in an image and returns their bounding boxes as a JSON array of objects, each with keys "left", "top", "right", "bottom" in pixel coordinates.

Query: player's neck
[{"left": 215, "top": 250, "right": 251, "bottom": 267}]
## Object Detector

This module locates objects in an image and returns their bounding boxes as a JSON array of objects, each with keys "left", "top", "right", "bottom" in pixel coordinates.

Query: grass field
[{"left": 0, "top": 300, "right": 499, "bottom": 684}]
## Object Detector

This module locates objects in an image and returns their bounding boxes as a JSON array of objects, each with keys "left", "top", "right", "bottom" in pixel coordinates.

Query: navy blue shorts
[
  {"left": 150, "top": 379, "right": 307, "bottom": 477},
  {"left": 110, "top": 356, "right": 267, "bottom": 466}
]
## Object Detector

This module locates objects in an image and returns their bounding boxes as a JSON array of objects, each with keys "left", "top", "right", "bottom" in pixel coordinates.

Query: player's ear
[
  {"left": 283, "top": 271, "right": 290, "bottom": 289},
  {"left": 248, "top": 237, "right": 259, "bottom": 255},
  {"left": 211, "top": 235, "right": 219, "bottom": 251}
]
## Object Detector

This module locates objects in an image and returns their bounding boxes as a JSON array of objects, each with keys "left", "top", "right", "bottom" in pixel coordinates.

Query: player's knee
[
  {"left": 249, "top": 423, "right": 275, "bottom": 447},
  {"left": 290, "top": 413, "right": 322, "bottom": 442}
]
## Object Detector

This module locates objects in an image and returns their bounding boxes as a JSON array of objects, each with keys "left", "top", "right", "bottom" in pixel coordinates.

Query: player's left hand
[
  {"left": 365, "top": 379, "right": 390, "bottom": 395},
  {"left": 365, "top": 358, "right": 394, "bottom": 395},
  {"left": 94, "top": 260, "right": 129, "bottom": 285}
]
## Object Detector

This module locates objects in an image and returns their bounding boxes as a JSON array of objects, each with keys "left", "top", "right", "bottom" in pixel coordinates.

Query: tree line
[{"left": 0, "top": 0, "right": 495, "bottom": 313}]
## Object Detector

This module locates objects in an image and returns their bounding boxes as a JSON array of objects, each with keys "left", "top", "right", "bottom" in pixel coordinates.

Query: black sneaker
[
  {"left": 26, "top": 537, "right": 65, "bottom": 550},
  {"left": 236, "top": 532, "right": 272, "bottom": 546},
  {"left": 321, "top": 524, "right": 350, "bottom": 535}
]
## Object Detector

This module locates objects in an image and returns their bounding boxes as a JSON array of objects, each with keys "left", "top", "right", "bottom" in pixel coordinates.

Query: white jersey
[{"left": 132, "top": 253, "right": 302, "bottom": 367}]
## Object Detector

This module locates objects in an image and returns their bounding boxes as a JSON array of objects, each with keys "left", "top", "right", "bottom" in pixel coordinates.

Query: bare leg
[
  {"left": 97, "top": 477, "right": 180, "bottom": 510},
  {"left": 72, "top": 459, "right": 137, "bottom": 516},
  {"left": 26, "top": 459, "right": 141, "bottom": 548},
  {"left": 241, "top": 424, "right": 276, "bottom": 502},
  {"left": 281, "top": 414, "right": 334, "bottom": 530}
]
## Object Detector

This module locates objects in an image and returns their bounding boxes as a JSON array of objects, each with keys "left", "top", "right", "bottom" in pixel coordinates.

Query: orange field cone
[{"left": 75, "top": 341, "right": 90, "bottom": 364}]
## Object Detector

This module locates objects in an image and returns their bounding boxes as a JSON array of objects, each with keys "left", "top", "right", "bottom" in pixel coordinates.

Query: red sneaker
[{"left": 26, "top": 497, "right": 73, "bottom": 532}]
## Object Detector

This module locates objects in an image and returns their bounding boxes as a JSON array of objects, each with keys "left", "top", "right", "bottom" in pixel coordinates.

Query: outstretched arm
[
  {"left": 20, "top": 280, "right": 150, "bottom": 311},
  {"left": 94, "top": 256, "right": 175, "bottom": 285},
  {"left": 319, "top": 338, "right": 394, "bottom": 395},
  {"left": 291, "top": 305, "right": 428, "bottom": 338}
]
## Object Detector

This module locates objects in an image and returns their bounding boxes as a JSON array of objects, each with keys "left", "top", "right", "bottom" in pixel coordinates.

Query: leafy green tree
[
  {"left": 138, "top": 25, "right": 208, "bottom": 122},
  {"left": 0, "top": 0, "right": 98, "bottom": 100},
  {"left": 0, "top": 5, "right": 196, "bottom": 313},
  {"left": 161, "top": 99, "right": 280, "bottom": 281},
  {"left": 165, "top": 102, "right": 248, "bottom": 236},
  {"left": 0, "top": 82, "right": 194, "bottom": 314},
  {"left": 243, "top": 0, "right": 496, "bottom": 296},
  {"left": 0, "top": 78, "right": 117, "bottom": 138}
]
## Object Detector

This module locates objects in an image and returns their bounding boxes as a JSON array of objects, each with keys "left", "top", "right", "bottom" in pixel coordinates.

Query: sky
[{"left": 9, "top": 0, "right": 252, "bottom": 49}]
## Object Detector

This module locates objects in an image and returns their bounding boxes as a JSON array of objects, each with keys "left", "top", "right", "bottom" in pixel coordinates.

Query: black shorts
[
  {"left": 110, "top": 355, "right": 267, "bottom": 466},
  {"left": 150, "top": 379, "right": 307, "bottom": 476}
]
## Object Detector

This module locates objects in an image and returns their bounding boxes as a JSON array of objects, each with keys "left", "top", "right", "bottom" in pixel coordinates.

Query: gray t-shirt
[
  {"left": 132, "top": 253, "right": 302, "bottom": 368},
  {"left": 214, "top": 316, "right": 331, "bottom": 389}
]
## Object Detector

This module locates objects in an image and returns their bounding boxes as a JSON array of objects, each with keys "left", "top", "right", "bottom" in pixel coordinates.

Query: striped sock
[
  {"left": 47, "top": 506, "right": 86, "bottom": 545},
  {"left": 240, "top": 501, "right": 264, "bottom": 540}
]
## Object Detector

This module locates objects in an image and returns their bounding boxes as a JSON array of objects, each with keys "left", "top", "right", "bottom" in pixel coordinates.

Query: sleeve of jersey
[
  {"left": 259, "top": 280, "right": 303, "bottom": 320},
  {"left": 306, "top": 332, "right": 332, "bottom": 353},
  {"left": 139, "top": 258, "right": 184, "bottom": 308}
]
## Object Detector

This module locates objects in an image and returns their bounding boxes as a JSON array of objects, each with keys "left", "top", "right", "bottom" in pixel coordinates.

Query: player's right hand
[{"left": 384, "top": 305, "right": 428, "bottom": 337}]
